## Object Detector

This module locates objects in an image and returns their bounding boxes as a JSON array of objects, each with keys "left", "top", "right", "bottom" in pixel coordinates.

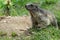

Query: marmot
[{"left": 25, "top": 3, "right": 58, "bottom": 29}]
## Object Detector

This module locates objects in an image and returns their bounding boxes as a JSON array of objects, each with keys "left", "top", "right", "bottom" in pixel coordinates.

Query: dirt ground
[{"left": 0, "top": 16, "right": 32, "bottom": 35}]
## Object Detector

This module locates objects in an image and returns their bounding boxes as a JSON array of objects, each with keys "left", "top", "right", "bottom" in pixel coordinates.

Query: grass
[
  {"left": 0, "top": 26, "right": 60, "bottom": 40},
  {"left": 21, "top": 26, "right": 60, "bottom": 40}
]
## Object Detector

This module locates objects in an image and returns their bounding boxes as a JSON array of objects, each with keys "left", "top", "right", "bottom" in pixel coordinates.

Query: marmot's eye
[{"left": 30, "top": 4, "right": 33, "bottom": 6}]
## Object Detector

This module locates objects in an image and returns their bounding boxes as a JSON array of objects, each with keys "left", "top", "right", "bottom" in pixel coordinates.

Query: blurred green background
[{"left": 0, "top": 0, "right": 59, "bottom": 16}]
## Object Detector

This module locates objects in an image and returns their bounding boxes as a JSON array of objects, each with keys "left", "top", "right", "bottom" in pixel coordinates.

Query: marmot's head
[{"left": 25, "top": 3, "right": 39, "bottom": 11}]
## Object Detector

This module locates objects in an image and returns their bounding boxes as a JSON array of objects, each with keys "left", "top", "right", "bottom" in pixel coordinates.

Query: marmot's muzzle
[{"left": 25, "top": 4, "right": 29, "bottom": 10}]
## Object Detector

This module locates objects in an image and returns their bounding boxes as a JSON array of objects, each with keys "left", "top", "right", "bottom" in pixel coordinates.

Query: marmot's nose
[{"left": 25, "top": 5, "right": 27, "bottom": 8}]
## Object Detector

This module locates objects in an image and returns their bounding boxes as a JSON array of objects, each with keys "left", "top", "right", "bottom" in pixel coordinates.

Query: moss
[{"left": 11, "top": 32, "right": 18, "bottom": 37}]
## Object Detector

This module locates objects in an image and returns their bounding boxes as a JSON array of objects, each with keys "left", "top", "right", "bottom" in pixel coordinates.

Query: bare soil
[{"left": 0, "top": 16, "right": 32, "bottom": 35}]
